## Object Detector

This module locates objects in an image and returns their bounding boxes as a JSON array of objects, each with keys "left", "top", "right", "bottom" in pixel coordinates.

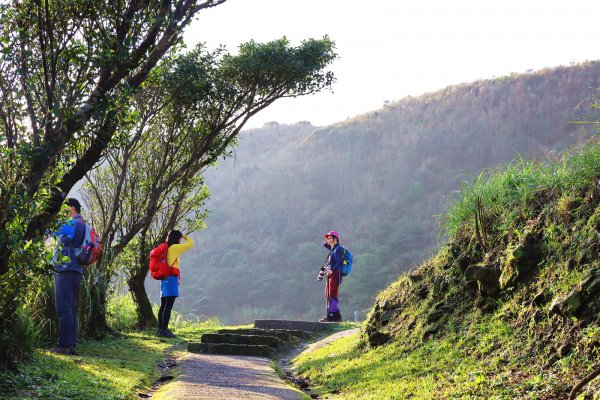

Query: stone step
[
  {"left": 188, "top": 342, "right": 272, "bottom": 357},
  {"left": 254, "top": 319, "right": 336, "bottom": 332},
  {"left": 200, "top": 333, "right": 283, "bottom": 348},
  {"left": 217, "top": 328, "right": 307, "bottom": 341}
]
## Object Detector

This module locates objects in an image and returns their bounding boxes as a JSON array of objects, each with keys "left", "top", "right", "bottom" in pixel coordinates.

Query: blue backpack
[{"left": 340, "top": 246, "right": 353, "bottom": 276}]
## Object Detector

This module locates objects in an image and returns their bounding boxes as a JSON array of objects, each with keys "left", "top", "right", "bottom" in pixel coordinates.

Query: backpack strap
[
  {"left": 329, "top": 244, "right": 343, "bottom": 284},
  {"left": 165, "top": 245, "right": 177, "bottom": 269}
]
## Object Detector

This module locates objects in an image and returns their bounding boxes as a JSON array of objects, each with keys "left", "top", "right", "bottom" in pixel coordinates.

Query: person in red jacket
[{"left": 320, "top": 230, "right": 343, "bottom": 322}]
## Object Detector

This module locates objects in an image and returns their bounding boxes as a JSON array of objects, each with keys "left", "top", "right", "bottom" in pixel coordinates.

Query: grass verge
[
  {"left": 292, "top": 317, "right": 589, "bottom": 399},
  {"left": 0, "top": 320, "right": 223, "bottom": 400}
]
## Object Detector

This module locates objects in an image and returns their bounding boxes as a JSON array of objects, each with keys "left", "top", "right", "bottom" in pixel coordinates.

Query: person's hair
[
  {"left": 66, "top": 198, "right": 81, "bottom": 213},
  {"left": 166, "top": 230, "right": 183, "bottom": 247},
  {"left": 327, "top": 235, "right": 339, "bottom": 244}
]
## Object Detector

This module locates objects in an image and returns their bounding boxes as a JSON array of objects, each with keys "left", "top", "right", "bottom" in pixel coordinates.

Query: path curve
[{"left": 297, "top": 328, "right": 360, "bottom": 355}]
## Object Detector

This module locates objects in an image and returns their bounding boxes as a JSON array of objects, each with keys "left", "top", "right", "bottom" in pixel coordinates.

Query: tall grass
[
  {"left": 443, "top": 142, "right": 600, "bottom": 237},
  {"left": 0, "top": 306, "right": 40, "bottom": 368},
  {"left": 23, "top": 274, "right": 58, "bottom": 343},
  {"left": 107, "top": 293, "right": 138, "bottom": 331}
]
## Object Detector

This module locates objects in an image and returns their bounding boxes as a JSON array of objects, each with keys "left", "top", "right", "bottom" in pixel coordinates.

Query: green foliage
[
  {"left": 0, "top": 306, "right": 40, "bottom": 368},
  {"left": 0, "top": 239, "right": 65, "bottom": 364},
  {"left": 222, "top": 36, "right": 336, "bottom": 97},
  {"left": 21, "top": 273, "right": 58, "bottom": 343},
  {"left": 0, "top": 0, "right": 227, "bottom": 364},
  {"left": 107, "top": 293, "right": 138, "bottom": 332}
]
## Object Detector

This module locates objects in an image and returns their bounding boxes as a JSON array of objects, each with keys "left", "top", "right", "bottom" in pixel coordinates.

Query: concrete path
[
  {"left": 152, "top": 353, "right": 303, "bottom": 400},
  {"left": 298, "top": 328, "right": 360, "bottom": 355},
  {"left": 278, "top": 327, "right": 361, "bottom": 369},
  {"left": 152, "top": 328, "right": 361, "bottom": 400}
]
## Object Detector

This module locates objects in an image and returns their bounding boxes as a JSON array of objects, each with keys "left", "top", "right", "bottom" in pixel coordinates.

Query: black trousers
[{"left": 158, "top": 296, "right": 177, "bottom": 330}]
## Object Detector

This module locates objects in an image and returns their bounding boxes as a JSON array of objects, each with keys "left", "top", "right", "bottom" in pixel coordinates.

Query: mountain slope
[{"left": 157, "top": 62, "right": 600, "bottom": 324}]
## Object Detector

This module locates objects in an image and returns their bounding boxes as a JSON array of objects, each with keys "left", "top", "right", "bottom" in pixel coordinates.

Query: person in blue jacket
[
  {"left": 320, "top": 230, "right": 343, "bottom": 322},
  {"left": 51, "top": 198, "right": 86, "bottom": 355}
]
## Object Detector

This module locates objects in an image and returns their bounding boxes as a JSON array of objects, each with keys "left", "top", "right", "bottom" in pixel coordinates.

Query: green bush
[
  {"left": 23, "top": 274, "right": 57, "bottom": 344},
  {"left": 107, "top": 293, "right": 138, "bottom": 331},
  {"left": 0, "top": 306, "right": 39, "bottom": 369}
]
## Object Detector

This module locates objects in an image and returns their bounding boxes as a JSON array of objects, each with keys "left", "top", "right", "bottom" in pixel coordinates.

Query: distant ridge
[{"left": 339, "top": 60, "right": 600, "bottom": 127}]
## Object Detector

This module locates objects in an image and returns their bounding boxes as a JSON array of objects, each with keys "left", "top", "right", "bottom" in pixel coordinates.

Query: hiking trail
[{"left": 150, "top": 320, "right": 360, "bottom": 399}]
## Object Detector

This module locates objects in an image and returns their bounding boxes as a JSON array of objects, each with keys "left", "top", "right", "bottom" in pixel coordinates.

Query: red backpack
[
  {"left": 73, "top": 222, "right": 103, "bottom": 266},
  {"left": 148, "top": 243, "right": 180, "bottom": 280}
]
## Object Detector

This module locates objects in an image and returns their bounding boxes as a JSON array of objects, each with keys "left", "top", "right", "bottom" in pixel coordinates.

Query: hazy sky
[{"left": 185, "top": 0, "right": 600, "bottom": 128}]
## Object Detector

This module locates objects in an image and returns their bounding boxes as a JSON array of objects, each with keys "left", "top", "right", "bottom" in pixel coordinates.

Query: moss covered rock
[
  {"left": 499, "top": 231, "right": 541, "bottom": 290},
  {"left": 466, "top": 263, "right": 501, "bottom": 295},
  {"left": 549, "top": 289, "right": 583, "bottom": 317}
]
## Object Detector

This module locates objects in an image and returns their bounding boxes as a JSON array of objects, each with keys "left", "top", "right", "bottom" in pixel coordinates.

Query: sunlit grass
[
  {"left": 443, "top": 142, "right": 600, "bottom": 237},
  {"left": 0, "top": 321, "right": 222, "bottom": 400},
  {"left": 292, "top": 315, "right": 593, "bottom": 399},
  {"left": 0, "top": 333, "right": 168, "bottom": 400}
]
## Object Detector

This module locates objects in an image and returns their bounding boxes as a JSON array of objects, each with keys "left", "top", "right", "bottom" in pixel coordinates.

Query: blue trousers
[{"left": 54, "top": 270, "right": 82, "bottom": 348}]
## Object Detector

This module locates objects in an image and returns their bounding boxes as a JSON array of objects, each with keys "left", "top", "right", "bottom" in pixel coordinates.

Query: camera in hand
[{"left": 317, "top": 262, "right": 330, "bottom": 281}]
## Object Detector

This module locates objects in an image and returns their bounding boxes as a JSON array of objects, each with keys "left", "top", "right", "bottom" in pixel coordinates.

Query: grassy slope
[
  {"left": 293, "top": 142, "right": 600, "bottom": 399},
  {"left": 0, "top": 322, "right": 224, "bottom": 400}
]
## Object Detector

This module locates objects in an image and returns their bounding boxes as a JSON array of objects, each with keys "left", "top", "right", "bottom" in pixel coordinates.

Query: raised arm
[{"left": 169, "top": 235, "right": 195, "bottom": 258}]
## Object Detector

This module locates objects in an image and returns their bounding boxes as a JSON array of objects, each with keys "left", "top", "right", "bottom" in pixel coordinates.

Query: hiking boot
[
  {"left": 50, "top": 346, "right": 73, "bottom": 355},
  {"left": 319, "top": 311, "right": 342, "bottom": 323},
  {"left": 330, "top": 311, "right": 342, "bottom": 322},
  {"left": 163, "top": 329, "right": 176, "bottom": 338},
  {"left": 69, "top": 347, "right": 79, "bottom": 356}
]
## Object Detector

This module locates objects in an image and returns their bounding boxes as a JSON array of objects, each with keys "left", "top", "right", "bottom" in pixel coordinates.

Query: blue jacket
[
  {"left": 54, "top": 215, "right": 86, "bottom": 274},
  {"left": 324, "top": 242, "right": 343, "bottom": 283}
]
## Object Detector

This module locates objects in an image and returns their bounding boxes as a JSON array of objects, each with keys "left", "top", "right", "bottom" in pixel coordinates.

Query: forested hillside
[{"left": 151, "top": 62, "right": 600, "bottom": 324}]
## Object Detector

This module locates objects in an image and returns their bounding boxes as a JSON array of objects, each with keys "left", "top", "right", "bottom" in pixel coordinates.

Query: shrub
[
  {"left": 0, "top": 306, "right": 39, "bottom": 370},
  {"left": 107, "top": 293, "right": 138, "bottom": 331}
]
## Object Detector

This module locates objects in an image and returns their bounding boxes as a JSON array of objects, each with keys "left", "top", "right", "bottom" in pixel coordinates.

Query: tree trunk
[
  {"left": 128, "top": 267, "right": 157, "bottom": 329},
  {"left": 0, "top": 243, "right": 9, "bottom": 276}
]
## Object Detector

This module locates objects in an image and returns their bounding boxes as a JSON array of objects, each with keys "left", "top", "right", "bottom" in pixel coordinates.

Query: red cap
[{"left": 323, "top": 230, "right": 339, "bottom": 239}]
